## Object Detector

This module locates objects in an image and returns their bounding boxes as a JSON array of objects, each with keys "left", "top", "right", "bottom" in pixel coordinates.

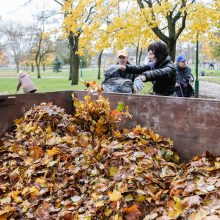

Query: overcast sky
[{"left": 0, "top": 0, "right": 60, "bottom": 25}]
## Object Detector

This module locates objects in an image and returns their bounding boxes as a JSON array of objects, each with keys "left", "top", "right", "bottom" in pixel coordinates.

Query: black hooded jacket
[{"left": 126, "top": 56, "right": 176, "bottom": 96}]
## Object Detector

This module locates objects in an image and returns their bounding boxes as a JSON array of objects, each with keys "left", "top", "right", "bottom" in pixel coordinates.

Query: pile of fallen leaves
[{"left": 0, "top": 94, "right": 219, "bottom": 220}]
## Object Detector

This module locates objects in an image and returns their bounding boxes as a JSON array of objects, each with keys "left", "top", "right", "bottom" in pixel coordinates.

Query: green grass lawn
[
  {"left": 0, "top": 68, "right": 152, "bottom": 94},
  {"left": 0, "top": 68, "right": 98, "bottom": 78},
  {"left": 2, "top": 66, "right": 219, "bottom": 95},
  {"left": 189, "top": 65, "right": 220, "bottom": 77}
]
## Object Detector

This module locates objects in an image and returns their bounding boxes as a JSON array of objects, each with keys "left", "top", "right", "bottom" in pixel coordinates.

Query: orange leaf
[
  {"left": 67, "top": 125, "right": 76, "bottom": 133},
  {"left": 29, "top": 146, "right": 44, "bottom": 159},
  {"left": 122, "top": 204, "right": 141, "bottom": 219},
  {"left": 167, "top": 200, "right": 175, "bottom": 208},
  {"left": 123, "top": 204, "right": 140, "bottom": 213}
]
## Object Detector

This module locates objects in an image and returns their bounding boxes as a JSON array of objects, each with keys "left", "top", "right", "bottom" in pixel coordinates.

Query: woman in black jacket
[{"left": 123, "top": 41, "right": 176, "bottom": 96}]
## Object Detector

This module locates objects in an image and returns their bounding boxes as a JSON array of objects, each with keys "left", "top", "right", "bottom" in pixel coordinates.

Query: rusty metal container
[{"left": 0, "top": 91, "right": 220, "bottom": 161}]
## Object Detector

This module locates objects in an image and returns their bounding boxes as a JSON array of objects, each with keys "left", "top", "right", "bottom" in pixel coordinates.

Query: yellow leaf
[
  {"left": 62, "top": 136, "right": 73, "bottom": 144},
  {"left": 95, "top": 201, "right": 105, "bottom": 207},
  {"left": 0, "top": 206, "right": 15, "bottom": 217},
  {"left": 29, "top": 186, "right": 39, "bottom": 197},
  {"left": 104, "top": 208, "right": 113, "bottom": 217},
  {"left": 14, "top": 117, "right": 23, "bottom": 124},
  {"left": 125, "top": 194, "right": 133, "bottom": 202},
  {"left": 168, "top": 210, "right": 180, "bottom": 219},
  {"left": 21, "top": 200, "right": 30, "bottom": 213},
  {"left": 214, "top": 162, "right": 220, "bottom": 169},
  {"left": 114, "top": 214, "right": 123, "bottom": 220},
  {"left": 21, "top": 187, "right": 29, "bottom": 195},
  {"left": 108, "top": 190, "right": 122, "bottom": 201},
  {"left": 137, "top": 195, "right": 146, "bottom": 202},
  {"left": 35, "top": 178, "right": 47, "bottom": 187},
  {"left": 46, "top": 125, "right": 52, "bottom": 133},
  {"left": 47, "top": 147, "right": 61, "bottom": 157},
  {"left": 24, "top": 121, "right": 35, "bottom": 133},
  {"left": 109, "top": 166, "right": 118, "bottom": 176},
  {"left": 11, "top": 191, "right": 23, "bottom": 203}
]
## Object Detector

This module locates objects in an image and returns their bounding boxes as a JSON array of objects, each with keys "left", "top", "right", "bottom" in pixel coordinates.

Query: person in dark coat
[
  {"left": 120, "top": 41, "right": 176, "bottom": 96},
  {"left": 175, "top": 55, "right": 194, "bottom": 97},
  {"left": 102, "top": 50, "right": 140, "bottom": 84},
  {"left": 102, "top": 50, "right": 140, "bottom": 93}
]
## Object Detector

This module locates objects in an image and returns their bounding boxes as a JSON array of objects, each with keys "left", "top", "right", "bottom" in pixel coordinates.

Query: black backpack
[{"left": 102, "top": 77, "right": 133, "bottom": 93}]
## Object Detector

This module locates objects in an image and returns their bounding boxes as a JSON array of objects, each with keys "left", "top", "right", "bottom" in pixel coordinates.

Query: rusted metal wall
[
  {"left": 0, "top": 91, "right": 74, "bottom": 135},
  {"left": 1, "top": 91, "right": 220, "bottom": 161}
]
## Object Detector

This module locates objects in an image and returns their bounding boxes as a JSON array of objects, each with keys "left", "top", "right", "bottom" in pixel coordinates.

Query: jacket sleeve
[
  {"left": 102, "top": 65, "right": 121, "bottom": 84},
  {"left": 143, "top": 65, "right": 176, "bottom": 81},
  {"left": 125, "top": 64, "right": 152, "bottom": 75},
  {"left": 187, "top": 67, "right": 194, "bottom": 82}
]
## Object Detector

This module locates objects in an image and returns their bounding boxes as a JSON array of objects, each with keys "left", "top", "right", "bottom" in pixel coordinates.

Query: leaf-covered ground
[{"left": 0, "top": 94, "right": 219, "bottom": 220}]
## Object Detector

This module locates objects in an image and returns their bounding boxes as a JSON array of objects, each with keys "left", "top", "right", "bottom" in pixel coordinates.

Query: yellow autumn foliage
[{"left": 61, "top": 0, "right": 219, "bottom": 57}]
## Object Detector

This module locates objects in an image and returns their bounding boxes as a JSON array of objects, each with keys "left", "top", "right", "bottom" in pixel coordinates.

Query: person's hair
[{"left": 148, "top": 41, "right": 169, "bottom": 63}]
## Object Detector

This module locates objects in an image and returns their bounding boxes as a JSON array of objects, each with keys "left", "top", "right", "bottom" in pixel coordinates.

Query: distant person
[
  {"left": 175, "top": 55, "right": 194, "bottom": 97},
  {"left": 209, "top": 62, "right": 215, "bottom": 69},
  {"left": 119, "top": 41, "right": 176, "bottom": 96},
  {"left": 102, "top": 50, "right": 140, "bottom": 93},
  {"left": 16, "top": 71, "right": 37, "bottom": 94}
]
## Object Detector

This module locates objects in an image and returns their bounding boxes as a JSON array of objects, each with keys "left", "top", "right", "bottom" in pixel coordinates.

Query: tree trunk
[
  {"left": 135, "top": 42, "right": 139, "bottom": 65},
  {"left": 25, "top": 63, "right": 29, "bottom": 71},
  {"left": 71, "top": 52, "right": 79, "bottom": 85},
  {"left": 68, "top": 33, "right": 80, "bottom": 85},
  {"left": 31, "top": 64, "right": 34, "bottom": 72},
  {"left": 16, "top": 62, "right": 19, "bottom": 73},
  {"left": 167, "top": 39, "right": 176, "bottom": 62},
  {"left": 97, "top": 50, "right": 103, "bottom": 80},
  {"left": 68, "top": 33, "right": 74, "bottom": 81},
  {"left": 35, "top": 58, "right": 41, "bottom": 78},
  {"left": 69, "top": 48, "right": 73, "bottom": 80},
  {"left": 138, "top": 48, "right": 142, "bottom": 65},
  {"left": 36, "top": 64, "right": 41, "bottom": 78}
]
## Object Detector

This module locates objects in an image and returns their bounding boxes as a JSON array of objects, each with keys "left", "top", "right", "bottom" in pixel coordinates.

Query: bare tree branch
[
  {"left": 175, "top": 13, "right": 186, "bottom": 40},
  {"left": 54, "top": 0, "right": 63, "bottom": 7},
  {"left": 171, "top": 3, "right": 178, "bottom": 16},
  {"left": 137, "top": 0, "right": 169, "bottom": 43}
]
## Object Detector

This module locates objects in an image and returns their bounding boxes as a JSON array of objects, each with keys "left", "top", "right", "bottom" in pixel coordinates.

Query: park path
[{"left": 199, "top": 81, "right": 220, "bottom": 99}]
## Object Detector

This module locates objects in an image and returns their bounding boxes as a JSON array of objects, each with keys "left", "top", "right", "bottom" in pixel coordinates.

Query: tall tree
[
  {"left": 3, "top": 23, "right": 34, "bottom": 72},
  {"left": 136, "top": 0, "right": 194, "bottom": 61},
  {"left": 32, "top": 12, "right": 54, "bottom": 78},
  {"left": 55, "top": 0, "right": 119, "bottom": 85},
  {"left": 136, "top": 0, "right": 219, "bottom": 61},
  {"left": 32, "top": 30, "right": 54, "bottom": 78}
]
